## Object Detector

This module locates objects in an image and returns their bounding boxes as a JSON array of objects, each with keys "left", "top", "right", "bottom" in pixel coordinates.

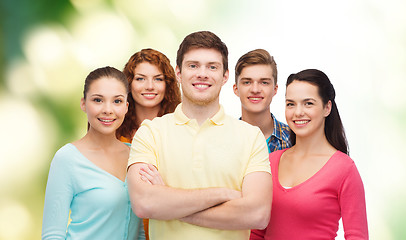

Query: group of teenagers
[{"left": 41, "top": 31, "right": 368, "bottom": 240}]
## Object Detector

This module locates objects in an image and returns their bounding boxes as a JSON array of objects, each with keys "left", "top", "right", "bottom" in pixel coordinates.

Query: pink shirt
[{"left": 251, "top": 149, "right": 368, "bottom": 240}]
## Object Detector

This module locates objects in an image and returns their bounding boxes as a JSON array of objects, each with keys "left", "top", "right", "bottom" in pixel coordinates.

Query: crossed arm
[
  {"left": 135, "top": 163, "right": 273, "bottom": 230},
  {"left": 180, "top": 171, "right": 272, "bottom": 230},
  {"left": 127, "top": 163, "right": 241, "bottom": 220}
]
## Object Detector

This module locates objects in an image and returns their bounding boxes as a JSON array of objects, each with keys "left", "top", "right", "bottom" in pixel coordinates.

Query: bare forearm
[
  {"left": 181, "top": 172, "right": 272, "bottom": 230},
  {"left": 132, "top": 185, "right": 237, "bottom": 220},
  {"left": 128, "top": 164, "right": 240, "bottom": 220},
  {"left": 181, "top": 195, "right": 271, "bottom": 230}
]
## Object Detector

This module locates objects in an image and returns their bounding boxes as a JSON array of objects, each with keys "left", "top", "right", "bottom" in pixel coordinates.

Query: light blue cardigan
[{"left": 42, "top": 143, "right": 144, "bottom": 240}]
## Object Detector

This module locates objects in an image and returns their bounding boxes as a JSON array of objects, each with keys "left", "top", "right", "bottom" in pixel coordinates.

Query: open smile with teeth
[
  {"left": 99, "top": 118, "right": 115, "bottom": 123},
  {"left": 142, "top": 93, "right": 157, "bottom": 97},
  {"left": 248, "top": 97, "right": 263, "bottom": 101},
  {"left": 193, "top": 84, "right": 211, "bottom": 89},
  {"left": 294, "top": 120, "right": 310, "bottom": 124}
]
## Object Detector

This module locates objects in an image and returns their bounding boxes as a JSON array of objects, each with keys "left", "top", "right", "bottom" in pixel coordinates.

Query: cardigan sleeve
[
  {"left": 42, "top": 147, "right": 74, "bottom": 240},
  {"left": 339, "top": 162, "right": 369, "bottom": 240}
]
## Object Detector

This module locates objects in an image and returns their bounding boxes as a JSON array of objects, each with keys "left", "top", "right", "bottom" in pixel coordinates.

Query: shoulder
[
  {"left": 117, "top": 141, "right": 131, "bottom": 152},
  {"left": 272, "top": 115, "right": 291, "bottom": 138},
  {"left": 279, "top": 121, "right": 290, "bottom": 132},
  {"left": 331, "top": 151, "right": 356, "bottom": 168},
  {"left": 327, "top": 151, "right": 362, "bottom": 182},
  {"left": 52, "top": 143, "right": 77, "bottom": 163},
  {"left": 225, "top": 114, "right": 261, "bottom": 132},
  {"left": 269, "top": 149, "right": 286, "bottom": 161},
  {"left": 142, "top": 113, "right": 175, "bottom": 128},
  {"left": 133, "top": 114, "right": 175, "bottom": 141},
  {"left": 272, "top": 114, "right": 289, "bottom": 128},
  {"left": 330, "top": 152, "right": 366, "bottom": 197},
  {"left": 48, "top": 144, "right": 78, "bottom": 179},
  {"left": 268, "top": 149, "right": 286, "bottom": 172},
  {"left": 226, "top": 116, "right": 266, "bottom": 143},
  {"left": 280, "top": 120, "right": 289, "bottom": 128}
]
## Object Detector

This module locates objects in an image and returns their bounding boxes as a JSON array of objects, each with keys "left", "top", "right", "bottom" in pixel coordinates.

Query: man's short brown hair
[
  {"left": 235, "top": 49, "right": 277, "bottom": 84},
  {"left": 176, "top": 31, "right": 228, "bottom": 74}
]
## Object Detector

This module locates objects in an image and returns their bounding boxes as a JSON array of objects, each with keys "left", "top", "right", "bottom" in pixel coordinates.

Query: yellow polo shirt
[{"left": 128, "top": 104, "right": 271, "bottom": 240}]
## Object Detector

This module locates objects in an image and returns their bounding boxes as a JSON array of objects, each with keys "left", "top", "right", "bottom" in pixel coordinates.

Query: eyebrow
[
  {"left": 285, "top": 98, "right": 316, "bottom": 102},
  {"left": 90, "top": 94, "right": 125, "bottom": 98},
  {"left": 134, "top": 73, "right": 164, "bottom": 78},
  {"left": 184, "top": 60, "right": 198, "bottom": 65},
  {"left": 184, "top": 60, "right": 222, "bottom": 66},
  {"left": 303, "top": 98, "right": 316, "bottom": 101},
  {"left": 240, "top": 77, "right": 272, "bottom": 81}
]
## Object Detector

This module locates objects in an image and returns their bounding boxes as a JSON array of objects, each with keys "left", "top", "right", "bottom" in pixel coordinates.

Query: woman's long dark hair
[{"left": 286, "top": 69, "right": 349, "bottom": 155}]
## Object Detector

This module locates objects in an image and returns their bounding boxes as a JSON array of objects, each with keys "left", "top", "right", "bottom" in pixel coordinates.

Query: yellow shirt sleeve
[
  {"left": 128, "top": 120, "right": 159, "bottom": 169},
  {"left": 244, "top": 128, "right": 272, "bottom": 177}
]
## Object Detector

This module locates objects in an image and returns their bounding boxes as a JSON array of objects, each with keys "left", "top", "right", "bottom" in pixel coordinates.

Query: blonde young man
[
  {"left": 127, "top": 31, "right": 272, "bottom": 240},
  {"left": 233, "top": 49, "right": 291, "bottom": 154},
  {"left": 233, "top": 49, "right": 291, "bottom": 239}
]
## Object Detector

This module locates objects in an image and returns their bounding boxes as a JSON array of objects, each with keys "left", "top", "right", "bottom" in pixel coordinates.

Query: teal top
[{"left": 42, "top": 143, "right": 144, "bottom": 240}]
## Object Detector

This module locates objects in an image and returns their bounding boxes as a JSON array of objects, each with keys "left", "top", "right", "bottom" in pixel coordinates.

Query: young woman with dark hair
[
  {"left": 42, "top": 67, "right": 145, "bottom": 240},
  {"left": 251, "top": 69, "right": 368, "bottom": 240}
]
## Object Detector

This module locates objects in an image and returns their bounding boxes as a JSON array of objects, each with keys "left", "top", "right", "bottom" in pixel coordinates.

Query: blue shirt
[
  {"left": 42, "top": 143, "right": 144, "bottom": 240},
  {"left": 267, "top": 114, "right": 291, "bottom": 153}
]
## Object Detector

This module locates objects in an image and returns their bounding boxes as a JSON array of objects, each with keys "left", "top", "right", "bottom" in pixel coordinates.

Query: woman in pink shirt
[{"left": 251, "top": 69, "right": 368, "bottom": 240}]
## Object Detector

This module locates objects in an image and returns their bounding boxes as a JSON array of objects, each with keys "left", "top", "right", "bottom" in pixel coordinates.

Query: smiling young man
[
  {"left": 127, "top": 31, "right": 272, "bottom": 240},
  {"left": 234, "top": 49, "right": 291, "bottom": 153},
  {"left": 233, "top": 49, "right": 291, "bottom": 239}
]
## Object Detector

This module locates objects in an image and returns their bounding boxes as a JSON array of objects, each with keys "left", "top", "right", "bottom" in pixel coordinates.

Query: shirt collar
[
  {"left": 174, "top": 104, "right": 189, "bottom": 124},
  {"left": 174, "top": 103, "right": 225, "bottom": 126},
  {"left": 271, "top": 113, "right": 284, "bottom": 140},
  {"left": 209, "top": 105, "right": 225, "bottom": 125}
]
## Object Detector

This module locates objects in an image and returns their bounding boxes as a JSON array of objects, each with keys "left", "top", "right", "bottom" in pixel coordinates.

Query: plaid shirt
[{"left": 267, "top": 114, "right": 291, "bottom": 153}]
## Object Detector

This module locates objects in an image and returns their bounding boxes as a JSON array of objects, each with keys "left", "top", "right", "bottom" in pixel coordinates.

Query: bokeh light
[
  {"left": 0, "top": 199, "right": 32, "bottom": 240},
  {"left": 1, "top": 0, "right": 405, "bottom": 239},
  {"left": 0, "top": 96, "right": 56, "bottom": 187}
]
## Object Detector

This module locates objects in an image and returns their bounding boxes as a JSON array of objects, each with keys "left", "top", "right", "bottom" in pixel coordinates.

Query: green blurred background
[{"left": 1, "top": 0, "right": 405, "bottom": 239}]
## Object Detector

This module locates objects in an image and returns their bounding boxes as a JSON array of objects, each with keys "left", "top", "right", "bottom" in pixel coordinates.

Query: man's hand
[
  {"left": 178, "top": 171, "right": 272, "bottom": 230},
  {"left": 139, "top": 163, "right": 241, "bottom": 204},
  {"left": 128, "top": 163, "right": 243, "bottom": 220},
  {"left": 139, "top": 163, "right": 166, "bottom": 186}
]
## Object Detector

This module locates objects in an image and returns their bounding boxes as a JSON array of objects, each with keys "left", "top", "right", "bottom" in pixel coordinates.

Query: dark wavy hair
[
  {"left": 286, "top": 69, "right": 349, "bottom": 155},
  {"left": 116, "top": 48, "right": 181, "bottom": 140}
]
